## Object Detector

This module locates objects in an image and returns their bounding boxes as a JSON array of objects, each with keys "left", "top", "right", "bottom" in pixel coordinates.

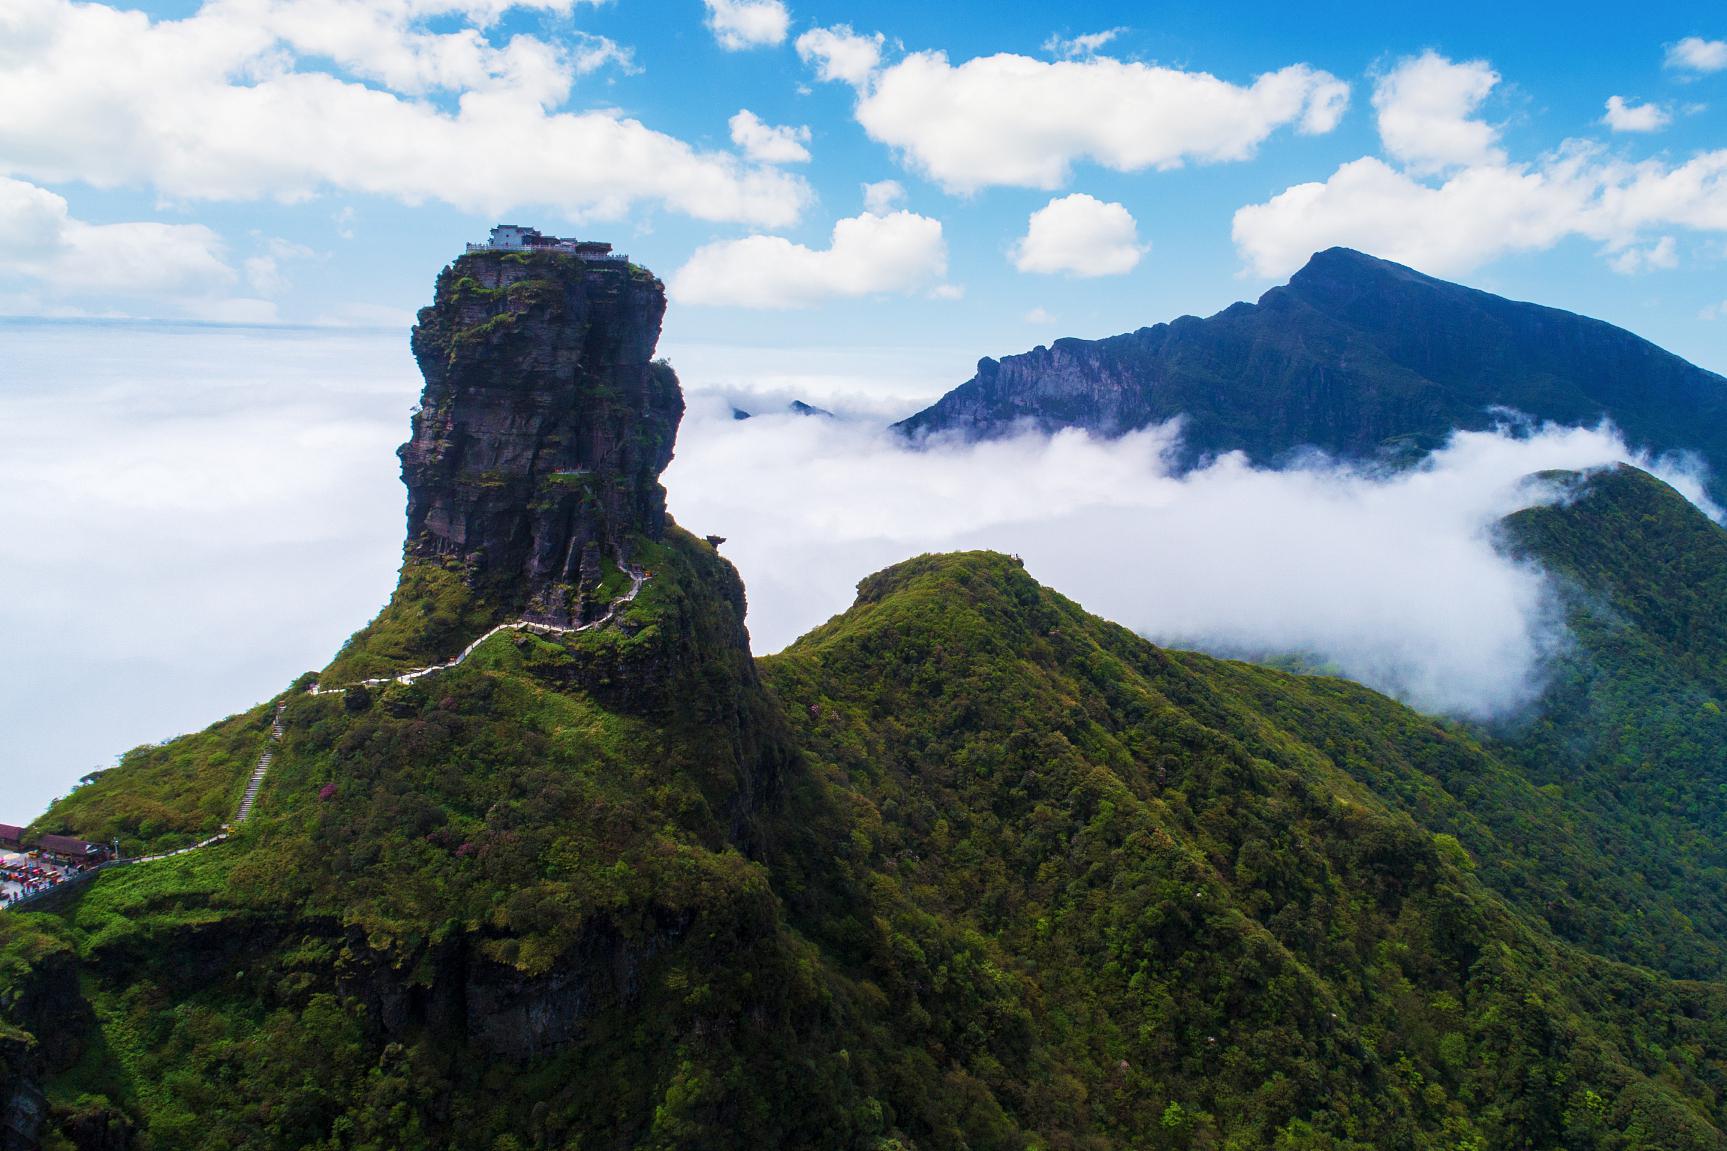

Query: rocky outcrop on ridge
[{"left": 401, "top": 249, "right": 683, "bottom": 624}]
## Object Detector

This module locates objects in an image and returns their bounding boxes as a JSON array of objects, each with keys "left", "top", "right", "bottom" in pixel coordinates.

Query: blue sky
[{"left": 4, "top": 0, "right": 1727, "bottom": 385}]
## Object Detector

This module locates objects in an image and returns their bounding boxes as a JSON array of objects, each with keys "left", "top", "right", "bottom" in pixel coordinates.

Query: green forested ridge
[
  {"left": 761, "top": 550, "right": 1727, "bottom": 1150},
  {"left": 1486, "top": 464, "right": 1727, "bottom": 977},
  {"left": 8, "top": 466, "right": 1727, "bottom": 1150}
]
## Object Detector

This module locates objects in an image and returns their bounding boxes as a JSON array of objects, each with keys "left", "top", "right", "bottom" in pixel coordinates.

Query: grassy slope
[
  {"left": 319, "top": 560, "right": 502, "bottom": 687},
  {"left": 35, "top": 529, "right": 669, "bottom": 861},
  {"left": 9, "top": 528, "right": 873, "bottom": 1151}
]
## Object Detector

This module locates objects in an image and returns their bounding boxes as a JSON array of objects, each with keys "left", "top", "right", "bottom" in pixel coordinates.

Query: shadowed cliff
[
  {"left": 325, "top": 251, "right": 685, "bottom": 683},
  {"left": 402, "top": 250, "right": 682, "bottom": 623}
]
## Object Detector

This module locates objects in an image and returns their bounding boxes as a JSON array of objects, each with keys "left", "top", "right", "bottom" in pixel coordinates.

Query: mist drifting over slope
[{"left": 666, "top": 395, "right": 1717, "bottom": 718}]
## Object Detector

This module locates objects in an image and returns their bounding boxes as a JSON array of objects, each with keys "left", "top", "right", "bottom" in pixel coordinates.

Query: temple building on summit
[{"left": 467, "top": 224, "right": 626, "bottom": 261}]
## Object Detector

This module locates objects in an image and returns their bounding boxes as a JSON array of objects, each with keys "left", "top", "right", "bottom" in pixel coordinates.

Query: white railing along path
[{"left": 306, "top": 555, "right": 647, "bottom": 696}]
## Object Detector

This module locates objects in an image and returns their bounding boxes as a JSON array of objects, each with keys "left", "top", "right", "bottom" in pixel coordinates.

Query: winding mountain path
[
  {"left": 2, "top": 559, "right": 650, "bottom": 912},
  {"left": 307, "top": 554, "right": 648, "bottom": 696}
]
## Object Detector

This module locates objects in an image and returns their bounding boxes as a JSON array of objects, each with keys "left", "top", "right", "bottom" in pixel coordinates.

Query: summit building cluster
[{"left": 466, "top": 224, "right": 628, "bottom": 262}]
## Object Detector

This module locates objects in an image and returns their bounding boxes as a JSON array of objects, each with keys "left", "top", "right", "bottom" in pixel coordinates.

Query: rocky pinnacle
[{"left": 399, "top": 249, "right": 684, "bottom": 624}]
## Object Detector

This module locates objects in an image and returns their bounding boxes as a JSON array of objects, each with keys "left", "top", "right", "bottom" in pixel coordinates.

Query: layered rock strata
[{"left": 401, "top": 250, "right": 683, "bottom": 623}]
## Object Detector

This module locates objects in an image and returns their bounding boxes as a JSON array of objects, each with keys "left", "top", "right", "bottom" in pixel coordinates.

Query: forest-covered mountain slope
[
  {"left": 7, "top": 251, "right": 1727, "bottom": 1151},
  {"left": 895, "top": 249, "right": 1727, "bottom": 504},
  {"left": 762, "top": 550, "right": 1727, "bottom": 1151},
  {"left": 1167, "top": 463, "right": 1727, "bottom": 985},
  {"left": 11, "top": 545, "right": 1727, "bottom": 1151},
  {"left": 1486, "top": 464, "right": 1727, "bottom": 977}
]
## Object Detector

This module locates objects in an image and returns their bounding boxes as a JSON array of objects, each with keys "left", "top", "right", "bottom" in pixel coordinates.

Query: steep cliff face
[
  {"left": 320, "top": 246, "right": 784, "bottom": 813},
  {"left": 897, "top": 248, "right": 1727, "bottom": 501},
  {"left": 401, "top": 250, "right": 682, "bottom": 624},
  {"left": 320, "top": 250, "right": 688, "bottom": 683}
]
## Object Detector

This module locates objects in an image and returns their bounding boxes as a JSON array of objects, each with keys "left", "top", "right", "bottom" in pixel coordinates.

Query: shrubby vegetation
[
  {"left": 320, "top": 560, "right": 500, "bottom": 686},
  {"left": 6, "top": 468, "right": 1727, "bottom": 1149},
  {"left": 28, "top": 704, "right": 279, "bottom": 855},
  {"left": 760, "top": 548, "right": 1727, "bottom": 1150}
]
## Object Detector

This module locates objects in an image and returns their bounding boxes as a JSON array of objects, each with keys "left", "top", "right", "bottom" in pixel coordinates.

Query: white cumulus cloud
[
  {"left": 729, "top": 110, "right": 812, "bottom": 164},
  {"left": 1233, "top": 53, "right": 1727, "bottom": 278},
  {"left": 799, "top": 33, "right": 1349, "bottom": 193},
  {"left": 1603, "top": 95, "right": 1671, "bottom": 133},
  {"left": 0, "top": 176, "right": 274, "bottom": 318},
  {"left": 670, "top": 210, "right": 948, "bottom": 308},
  {"left": 795, "top": 24, "right": 885, "bottom": 86},
  {"left": 1233, "top": 148, "right": 1727, "bottom": 277},
  {"left": 242, "top": 237, "right": 317, "bottom": 297},
  {"left": 0, "top": 0, "right": 808, "bottom": 227},
  {"left": 1234, "top": 155, "right": 1583, "bottom": 277},
  {"left": 1043, "top": 28, "right": 1125, "bottom": 59},
  {"left": 862, "top": 179, "right": 906, "bottom": 213},
  {"left": 1372, "top": 51, "right": 1504, "bottom": 174},
  {"left": 703, "top": 0, "right": 789, "bottom": 50},
  {"left": 1666, "top": 36, "right": 1727, "bottom": 74},
  {"left": 1608, "top": 234, "right": 1679, "bottom": 274},
  {"left": 1011, "top": 193, "right": 1146, "bottom": 276},
  {"left": 195, "top": 0, "right": 630, "bottom": 96}
]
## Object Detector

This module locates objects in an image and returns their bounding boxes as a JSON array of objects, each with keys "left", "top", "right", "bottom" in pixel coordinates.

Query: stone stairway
[
  {"left": 8, "top": 566, "right": 645, "bottom": 915},
  {"left": 307, "top": 547, "right": 650, "bottom": 697},
  {"left": 232, "top": 699, "right": 287, "bottom": 825}
]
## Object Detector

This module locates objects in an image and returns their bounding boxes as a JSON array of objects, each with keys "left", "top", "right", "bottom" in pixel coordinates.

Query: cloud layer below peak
[{"left": 666, "top": 399, "right": 1717, "bottom": 719}]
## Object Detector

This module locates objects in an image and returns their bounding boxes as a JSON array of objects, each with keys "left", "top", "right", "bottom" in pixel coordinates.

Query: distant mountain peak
[
  {"left": 1296, "top": 245, "right": 1396, "bottom": 271},
  {"left": 1284, "top": 247, "right": 1426, "bottom": 293},
  {"left": 895, "top": 248, "right": 1727, "bottom": 504},
  {"left": 1293, "top": 245, "right": 1380, "bottom": 272},
  {"left": 731, "top": 398, "right": 835, "bottom": 420}
]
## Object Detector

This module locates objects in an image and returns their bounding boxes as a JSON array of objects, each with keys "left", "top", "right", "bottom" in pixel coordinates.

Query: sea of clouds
[
  {"left": 1, "top": 322, "right": 1715, "bottom": 818},
  {"left": 668, "top": 394, "right": 1716, "bottom": 717}
]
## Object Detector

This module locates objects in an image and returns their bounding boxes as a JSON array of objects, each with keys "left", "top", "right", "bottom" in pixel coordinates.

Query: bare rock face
[{"left": 400, "top": 250, "right": 683, "bottom": 622}]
